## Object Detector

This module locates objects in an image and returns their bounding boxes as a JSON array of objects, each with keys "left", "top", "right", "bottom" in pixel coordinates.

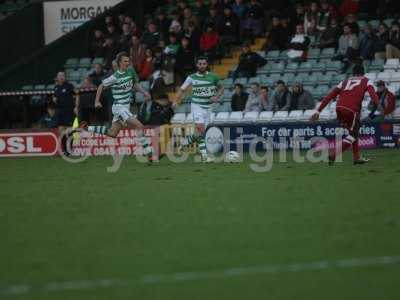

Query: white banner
[{"left": 43, "top": 0, "right": 122, "bottom": 44}]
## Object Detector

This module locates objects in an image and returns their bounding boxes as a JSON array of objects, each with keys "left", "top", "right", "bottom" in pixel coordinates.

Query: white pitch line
[{"left": 1, "top": 255, "right": 400, "bottom": 297}]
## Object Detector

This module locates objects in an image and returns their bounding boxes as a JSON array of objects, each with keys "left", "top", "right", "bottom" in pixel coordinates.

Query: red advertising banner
[{"left": 0, "top": 132, "right": 58, "bottom": 157}]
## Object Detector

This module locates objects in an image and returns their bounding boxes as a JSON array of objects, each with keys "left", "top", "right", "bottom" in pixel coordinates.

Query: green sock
[{"left": 198, "top": 136, "right": 207, "bottom": 158}]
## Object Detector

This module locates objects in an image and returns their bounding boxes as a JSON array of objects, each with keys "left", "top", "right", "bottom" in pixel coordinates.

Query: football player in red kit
[{"left": 310, "top": 65, "right": 380, "bottom": 165}]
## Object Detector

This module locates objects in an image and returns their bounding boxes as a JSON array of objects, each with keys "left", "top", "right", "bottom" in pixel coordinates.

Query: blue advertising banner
[{"left": 205, "top": 121, "right": 400, "bottom": 153}]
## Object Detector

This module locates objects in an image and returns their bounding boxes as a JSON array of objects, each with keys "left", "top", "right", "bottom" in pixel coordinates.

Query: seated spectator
[
  {"left": 102, "top": 37, "right": 120, "bottom": 70},
  {"left": 89, "top": 63, "right": 106, "bottom": 86},
  {"left": 265, "top": 17, "right": 290, "bottom": 51},
  {"left": 164, "top": 34, "right": 180, "bottom": 56},
  {"left": 219, "top": 6, "right": 240, "bottom": 49},
  {"left": 290, "top": 82, "right": 315, "bottom": 111},
  {"left": 138, "top": 48, "right": 155, "bottom": 80},
  {"left": 119, "top": 23, "right": 132, "bottom": 52},
  {"left": 155, "top": 10, "right": 171, "bottom": 41},
  {"left": 232, "top": 0, "right": 248, "bottom": 20},
  {"left": 209, "top": 0, "right": 222, "bottom": 12},
  {"left": 182, "top": 7, "right": 199, "bottom": 32},
  {"left": 175, "top": 37, "right": 196, "bottom": 84},
  {"left": 316, "top": 0, "right": 336, "bottom": 32},
  {"left": 185, "top": 22, "right": 201, "bottom": 54},
  {"left": 90, "top": 30, "right": 105, "bottom": 58},
  {"left": 38, "top": 103, "right": 57, "bottom": 128},
  {"left": 344, "top": 14, "right": 360, "bottom": 36},
  {"left": 232, "top": 43, "right": 267, "bottom": 80},
  {"left": 373, "top": 23, "right": 389, "bottom": 59},
  {"left": 272, "top": 80, "right": 292, "bottom": 111},
  {"left": 319, "top": 18, "right": 341, "bottom": 49},
  {"left": 129, "top": 35, "right": 146, "bottom": 69},
  {"left": 287, "top": 24, "right": 310, "bottom": 62},
  {"left": 332, "top": 24, "right": 359, "bottom": 72},
  {"left": 386, "top": 21, "right": 400, "bottom": 59},
  {"left": 138, "top": 94, "right": 173, "bottom": 125},
  {"left": 203, "top": 7, "right": 223, "bottom": 31},
  {"left": 193, "top": 0, "right": 209, "bottom": 28},
  {"left": 242, "top": 0, "right": 264, "bottom": 38},
  {"left": 369, "top": 80, "right": 396, "bottom": 120},
  {"left": 304, "top": 2, "right": 319, "bottom": 33},
  {"left": 290, "top": 4, "right": 305, "bottom": 32},
  {"left": 200, "top": 23, "right": 220, "bottom": 61},
  {"left": 260, "top": 86, "right": 274, "bottom": 111},
  {"left": 306, "top": 18, "right": 320, "bottom": 47},
  {"left": 141, "top": 22, "right": 161, "bottom": 49},
  {"left": 231, "top": 83, "right": 249, "bottom": 111},
  {"left": 359, "top": 23, "right": 377, "bottom": 60},
  {"left": 78, "top": 77, "right": 97, "bottom": 124},
  {"left": 106, "top": 24, "right": 120, "bottom": 43},
  {"left": 245, "top": 83, "right": 263, "bottom": 112},
  {"left": 339, "top": 0, "right": 359, "bottom": 18}
]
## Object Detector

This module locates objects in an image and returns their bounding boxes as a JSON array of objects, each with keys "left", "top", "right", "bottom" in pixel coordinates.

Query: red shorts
[{"left": 336, "top": 107, "right": 360, "bottom": 135}]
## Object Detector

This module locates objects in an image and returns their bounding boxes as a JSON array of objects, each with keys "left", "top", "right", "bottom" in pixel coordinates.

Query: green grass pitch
[{"left": 1, "top": 149, "right": 400, "bottom": 300}]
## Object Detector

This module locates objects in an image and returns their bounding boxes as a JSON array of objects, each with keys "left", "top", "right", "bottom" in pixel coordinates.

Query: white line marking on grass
[{"left": 1, "top": 255, "right": 400, "bottom": 297}]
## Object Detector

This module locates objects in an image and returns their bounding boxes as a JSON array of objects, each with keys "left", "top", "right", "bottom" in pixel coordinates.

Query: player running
[
  {"left": 310, "top": 65, "right": 380, "bottom": 165},
  {"left": 175, "top": 56, "right": 224, "bottom": 162},
  {"left": 80, "top": 52, "right": 153, "bottom": 161}
]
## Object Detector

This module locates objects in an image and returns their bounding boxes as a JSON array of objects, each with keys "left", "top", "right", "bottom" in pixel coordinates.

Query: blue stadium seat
[
  {"left": 368, "top": 59, "right": 385, "bottom": 72},
  {"left": 269, "top": 62, "right": 285, "bottom": 75},
  {"left": 320, "top": 48, "right": 336, "bottom": 59},
  {"left": 79, "top": 58, "right": 92, "bottom": 68},
  {"left": 64, "top": 58, "right": 79, "bottom": 69},
  {"left": 307, "top": 48, "right": 320, "bottom": 60},
  {"left": 265, "top": 50, "right": 280, "bottom": 61},
  {"left": 285, "top": 62, "right": 299, "bottom": 74},
  {"left": 298, "top": 61, "right": 315, "bottom": 73}
]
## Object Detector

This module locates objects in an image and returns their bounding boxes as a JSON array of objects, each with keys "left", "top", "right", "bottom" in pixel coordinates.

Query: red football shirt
[{"left": 318, "top": 76, "right": 379, "bottom": 113}]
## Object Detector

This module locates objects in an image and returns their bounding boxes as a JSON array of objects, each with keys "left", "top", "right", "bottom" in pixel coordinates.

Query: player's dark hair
[
  {"left": 235, "top": 83, "right": 244, "bottom": 89},
  {"left": 261, "top": 86, "right": 269, "bottom": 91},
  {"left": 196, "top": 56, "right": 208, "bottom": 63},
  {"left": 116, "top": 51, "right": 129, "bottom": 65},
  {"left": 352, "top": 65, "right": 365, "bottom": 76}
]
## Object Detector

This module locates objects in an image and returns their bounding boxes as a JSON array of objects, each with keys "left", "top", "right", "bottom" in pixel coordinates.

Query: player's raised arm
[
  {"left": 175, "top": 76, "right": 193, "bottom": 104},
  {"left": 134, "top": 82, "right": 151, "bottom": 100},
  {"left": 94, "top": 84, "right": 104, "bottom": 108}
]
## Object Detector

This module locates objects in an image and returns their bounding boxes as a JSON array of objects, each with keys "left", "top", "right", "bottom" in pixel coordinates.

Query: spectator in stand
[
  {"left": 242, "top": 0, "right": 264, "bottom": 38},
  {"left": 77, "top": 77, "right": 97, "bottom": 125},
  {"left": 290, "top": 4, "right": 306, "bottom": 32},
  {"left": 231, "top": 83, "right": 249, "bottom": 111},
  {"left": 119, "top": 23, "right": 132, "bottom": 52},
  {"left": 102, "top": 37, "right": 120, "bottom": 70},
  {"left": 89, "top": 63, "right": 106, "bottom": 87},
  {"left": 290, "top": 82, "right": 315, "bottom": 111},
  {"left": 344, "top": 14, "right": 360, "bottom": 36},
  {"left": 287, "top": 24, "right": 310, "bottom": 62},
  {"left": 260, "top": 86, "right": 274, "bottom": 111},
  {"left": 155, "top": 10, "right": 171, "bottom": 41},
  {"left": 245, "top": 83, "right": 263, "bottom": 112},
  {"left": 90, "top": 30, "right": 105, "bottom": 58},
  {"left": 386, "top": 21, "right": 400, "bottom": 59},
  {"left": 319, "top": 17, "right": 341, "bottom": 48},
  {"left": 185, "top": 22, "right": 201, "bottom": 54},
  {"left": 175, "top": 37, "right": 195, "bottom": 84},
  {"left": 359, "top": 23, "right": 377, "bottom": 60},
  {"left": 316, "top": 0, "right": 336, "bottom": 32},
  {"left": 129, "top": 35, "right": 146, "bottom": 69},
  {"left": 138, "top": 48, "right": 155, "bottom": 80},
  {"left": 130, "top": 20, "right": 141, "bottom": 38},
  {"left": 105, "top": 15, "right": 114, "bottom": 27},
  {"left": 106, "top": 24, "right": 120, "bottom": 43},
  {"left": 141, "top": 22, "right": 161, "bottom": 49},
  {"left": 373, "top": 23, "right": 389, "bottom": 59},
  {"left": 182, "top": 7, "right": 199, "bottom": 32},
  {"left": 193, "top": 0, "right": 209, "bottom": 28},
  {"left": 339, "top": 0, "right": 359, "bottom": 18},
  {"left": 232, "top": 0, "right": 248, "bottom": 20},
  {"left": 232, "top": 43, "right": 267, "bottom": 81},
  {"left": 117, "top": 14, "right": 125, "bottom": 27},
  {"left": 219, "top": 6, "right": 240, "bottom": 49},
  {"left": 333, "top": 24, "right": 359, "bottom": 72},
  {"left": 209, "top": 0, "right": 222, "bottom": 12},
  {"left": 369, "top": 81, "right": 396, "bottom": 119},
  {"left": 306, "top": 18, "right": 320, "bottom": 46},
  {"left": 38, "top": 103, "right": 57, "bottom": 128},
  {"left": 200, "top": 23, "right": 220, "bottom": 61},
  {"left": 203, "top": 7, "right": 223, "bottom": 31},
  {"left": 164, "top": 33, "right": 180, "bottom": 56},
  {"left": 272, "top": 80, "right": 291, "bottom": 111},
  {"left": 265, "top": 16, "right": 290, "bottom": 51},
  {"left": 177, "top": 0, "right": 188, "bottom": 12},
  {"left": 304, "top": 2, "right": 319, "bottom": 34}
]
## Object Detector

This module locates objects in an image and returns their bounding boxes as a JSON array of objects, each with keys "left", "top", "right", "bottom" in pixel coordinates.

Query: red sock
[{"left": 352, "top": 138, "right": 360, "bottom": 161}]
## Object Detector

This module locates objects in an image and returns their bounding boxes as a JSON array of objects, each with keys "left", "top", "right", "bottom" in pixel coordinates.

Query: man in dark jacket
[
  {"left": 231, "top": 83, "right": 249, "bottom": 111},
  {"left": 219, "top": 6, "right": 240, "bottom": 48},
  {"left": 369, "top": 80, "right": 396, "bottom": 119},
  {"left": 272, "top": 80, "right": 292, "bottom": 111},
  {"left": 232, "top": 44, "right": 267, "bottom": 81},
  {"left": 386, "top": 21, "right": 400, "bottom": 59},
  {"left": 359, "top": 23, "right": 377, "bottom": 60},
  {"left": 290, "top": 82, "right": 315, "bottom": 111}
]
